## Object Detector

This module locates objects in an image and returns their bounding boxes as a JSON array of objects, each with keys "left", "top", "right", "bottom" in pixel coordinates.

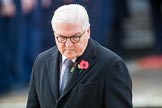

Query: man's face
[{"left": 54, "top": 23, "right": 90, "bottom": 59}]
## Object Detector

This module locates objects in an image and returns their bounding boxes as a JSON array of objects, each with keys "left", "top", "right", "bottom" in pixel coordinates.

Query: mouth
[
  {"left": 65, "top": 49, "right": 74, "bottom": 53},
  {"left": 66, "top": 48, "right": 75, "bottom": 51}
]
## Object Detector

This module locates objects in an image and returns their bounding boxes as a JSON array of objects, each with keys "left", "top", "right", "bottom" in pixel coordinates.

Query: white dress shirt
[{"left": 59, "top": 55, "right": 76, "bottom": 90}]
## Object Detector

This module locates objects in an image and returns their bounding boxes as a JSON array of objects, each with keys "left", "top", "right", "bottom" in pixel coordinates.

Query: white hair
[{"left": 51, "top": 4, "right": 90, "bottom": 31}]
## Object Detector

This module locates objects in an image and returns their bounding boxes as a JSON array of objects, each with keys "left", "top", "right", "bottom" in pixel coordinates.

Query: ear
[{"left": 86, "top": 28, "right": 90, "bottom": 39}]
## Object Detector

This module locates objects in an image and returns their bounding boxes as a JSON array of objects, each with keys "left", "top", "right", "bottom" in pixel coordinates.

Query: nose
[{"left": 65, "top": 38, "right": 73, "bottom": 48}]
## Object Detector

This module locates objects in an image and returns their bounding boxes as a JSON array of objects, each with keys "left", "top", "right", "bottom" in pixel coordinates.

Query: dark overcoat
[{"left": 27, "top": 39, "right": 132, "bottom": 108}]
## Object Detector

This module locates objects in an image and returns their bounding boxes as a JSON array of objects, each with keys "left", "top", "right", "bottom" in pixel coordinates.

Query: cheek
[
  {"left": 57, "top": 43, "right": 65, "bottom": 53},
  {"left": 75, "top": 43, "right": 84, "bottom": 54}
]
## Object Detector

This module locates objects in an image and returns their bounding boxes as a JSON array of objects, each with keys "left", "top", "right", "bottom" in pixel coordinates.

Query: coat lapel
[
  {"left": 47, "top": 48, "right": 61, "bottom": 100},
  {"left": 60, "top": 39, "right": 96, "bottom": 98}
]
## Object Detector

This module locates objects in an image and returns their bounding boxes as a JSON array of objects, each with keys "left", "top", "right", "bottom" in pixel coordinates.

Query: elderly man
[{"left": 26, "top": 4, "right": 132, "bottom": 108}]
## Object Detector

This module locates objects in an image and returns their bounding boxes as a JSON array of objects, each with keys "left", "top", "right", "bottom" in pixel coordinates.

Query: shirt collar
[{"left": 62, "top": 55, "right": 77, "bottom": 64}]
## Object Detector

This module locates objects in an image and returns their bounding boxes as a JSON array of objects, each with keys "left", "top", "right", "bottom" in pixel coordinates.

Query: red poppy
[{"left": 79, "top": 60, "right": 89, "bottom": 69}]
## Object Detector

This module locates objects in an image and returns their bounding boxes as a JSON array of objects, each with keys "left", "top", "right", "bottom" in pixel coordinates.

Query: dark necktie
[{"left": 60, "top": 59, "right": 73, "bottom": 94}]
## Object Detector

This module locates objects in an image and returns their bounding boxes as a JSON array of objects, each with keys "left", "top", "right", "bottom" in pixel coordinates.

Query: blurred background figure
[
  {"left": 108, "top": 0, "right": 130, "bottom": 59},
  {"left": 137, "top": 0, "right": 162, "bottom": 70},
  {"left": 86, "top": 0, "right": 114, "bottom": 47},
  {"left": 40, "top": 0, "right": 56, "bottom": 49},
  {"left": 0, "top": 0, "right": 18, "bottom": 95},
  {"left": 16, "top": 0, "right": 41, "bottom": 84},
  {"left": 15, "top": 0, "right": 44, "bottom": 86}
]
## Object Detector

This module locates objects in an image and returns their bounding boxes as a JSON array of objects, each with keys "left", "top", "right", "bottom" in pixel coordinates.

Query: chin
[{"left": 64, "top": 53, "right": 75, "bottom": 59}]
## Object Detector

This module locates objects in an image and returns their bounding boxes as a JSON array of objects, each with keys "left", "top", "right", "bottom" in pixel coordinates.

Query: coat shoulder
[
  {"left": 34, "top": 46, "right": 58, "bottom": 66},
  {"left": 92, "top": 40, "right": 122, "bottom": 63},
  {"left": 37, "top": 46, "right": 57, "bottom": 59}
]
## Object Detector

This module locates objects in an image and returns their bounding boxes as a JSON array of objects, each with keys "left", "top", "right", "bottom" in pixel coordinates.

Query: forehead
[{"left": 54, "top": 22, "right": 83, "bottom": 35}]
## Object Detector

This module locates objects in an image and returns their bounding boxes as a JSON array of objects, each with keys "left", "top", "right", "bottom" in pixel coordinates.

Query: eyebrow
[{"left": 55, "top": 32, "right": 82, "bottom": 37}]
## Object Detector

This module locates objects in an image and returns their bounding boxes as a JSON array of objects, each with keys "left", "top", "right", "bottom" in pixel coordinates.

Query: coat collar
[
  {"left": 47, "top": 47, "right": 61, "bottom": 100},
  {"left": 47, "top": 39, "right": 97, "bottom": 100}
]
